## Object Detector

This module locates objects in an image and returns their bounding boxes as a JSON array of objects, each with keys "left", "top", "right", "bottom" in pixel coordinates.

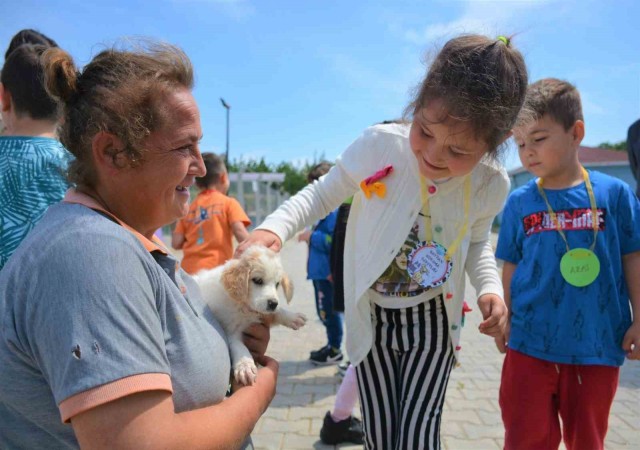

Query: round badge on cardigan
[
  {"left": 407, "top": 241, "right": 452, "bottom": 288},
  {"left": 560, "top": 248, "right": 600, "bottom": 287}
]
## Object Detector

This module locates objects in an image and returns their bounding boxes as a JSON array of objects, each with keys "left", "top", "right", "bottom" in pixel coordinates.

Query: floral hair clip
[{"left": 360, "top": 165, "right": 393, "bottom": 199}]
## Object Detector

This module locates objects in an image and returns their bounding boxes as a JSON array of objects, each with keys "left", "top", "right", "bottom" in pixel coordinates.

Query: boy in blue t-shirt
[{"left": 495, "top": 78, "right": 640, "bottom": 450}]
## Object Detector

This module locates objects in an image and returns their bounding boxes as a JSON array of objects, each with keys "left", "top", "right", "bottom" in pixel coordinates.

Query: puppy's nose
[{"left": 266, "top": 299, "right": 278, "bottom": 311}]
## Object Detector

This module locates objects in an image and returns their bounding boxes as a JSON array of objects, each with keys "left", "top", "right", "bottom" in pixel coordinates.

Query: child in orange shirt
[{"left": 172, "top": 153, "right": 251, "bottom": 274}]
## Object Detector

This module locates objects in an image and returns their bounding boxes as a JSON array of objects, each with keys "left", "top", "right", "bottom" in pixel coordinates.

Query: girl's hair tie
[{"left": 497, "top": 35, "right": 510, "bottom": 46}]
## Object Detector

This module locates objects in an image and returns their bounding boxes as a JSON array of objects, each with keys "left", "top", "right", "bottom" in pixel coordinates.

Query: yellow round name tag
[{"left": 559, "top": 248, "right": 600, "bottom": 287}]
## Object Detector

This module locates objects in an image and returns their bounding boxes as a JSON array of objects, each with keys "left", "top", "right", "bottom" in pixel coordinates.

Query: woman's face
[{"left": 125, "top": 88, "right": 205, "bottom": 234}]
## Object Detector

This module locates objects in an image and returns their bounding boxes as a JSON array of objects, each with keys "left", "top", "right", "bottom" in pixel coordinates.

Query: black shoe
[
  {"left": 309, "top": 345, "right": 330, "bottom": 359},
  {"left": 310, "top": 346, "right": 343, "bottom": 365},
  {"left": 320, "top": 411, "right": 364, "bottom": 445}
]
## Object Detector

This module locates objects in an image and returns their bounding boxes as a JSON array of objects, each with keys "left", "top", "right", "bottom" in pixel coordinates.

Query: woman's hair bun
[{"left": 42, "top": 47, "right": 78, "bottom": 103}]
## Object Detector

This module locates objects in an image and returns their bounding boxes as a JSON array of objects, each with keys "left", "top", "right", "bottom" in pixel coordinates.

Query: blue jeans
[{"left": 312, "top": 279, "right": 343, "bottom": 349}]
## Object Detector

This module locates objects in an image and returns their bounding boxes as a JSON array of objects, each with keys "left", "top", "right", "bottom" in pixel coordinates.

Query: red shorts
[{"left": 499, "top": 349, "right": 619, "bottom": 450}]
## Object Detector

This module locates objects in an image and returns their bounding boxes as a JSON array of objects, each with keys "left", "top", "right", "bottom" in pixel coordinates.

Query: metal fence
[{"left": 227, "top": 171, "right": 288, "bottom": 228}]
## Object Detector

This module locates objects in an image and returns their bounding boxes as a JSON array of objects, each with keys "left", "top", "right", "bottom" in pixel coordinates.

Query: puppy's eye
[
  {"left": 252, "top": 278, "right": 263, "bottom": 286},
  {"left": 276, "top": 282, "right": 280, "bottom": 288}
]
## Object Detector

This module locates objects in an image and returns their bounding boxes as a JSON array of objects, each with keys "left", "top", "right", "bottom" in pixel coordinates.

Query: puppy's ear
[
  {"left": 280, "top": 273, "right": 294, "bottom": 304},
  {"left": 221, "top": 260, "right": 251, "bottom": 304}
]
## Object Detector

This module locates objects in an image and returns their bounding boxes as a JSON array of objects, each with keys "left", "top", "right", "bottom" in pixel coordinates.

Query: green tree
[
  {"left": 597, "top": 141, "right": 626, "bottom": 151},
  {"left": 226, "top": 155, "right": 331, "bottom": 196},
  {"left": 274, "top": 161, "right": 310, "bottom": 195}
]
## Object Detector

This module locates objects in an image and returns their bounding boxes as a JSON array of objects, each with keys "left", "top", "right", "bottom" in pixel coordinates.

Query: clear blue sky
[{"left": 2, "top": 0, "right": 638, "bottom": 170}]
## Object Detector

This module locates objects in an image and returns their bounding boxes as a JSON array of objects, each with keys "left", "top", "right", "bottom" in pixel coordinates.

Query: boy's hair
[
  {"left": 405, "top": 34, "right": 528, "bottom": 158},
  {"left": 196, "top": 153, "right": 227, "bottom": 188},
  {"left": 5, "top": 29, "right": 57, "bottom": 60},
  {"left": 307, "top": 161, "right": 333, "bottom": 183},
  {"left": 518, "top": 78, "right": 583, "bottom": 130},
  {"left": 1, "top": 44, "right": 59, "bottom": 121}
]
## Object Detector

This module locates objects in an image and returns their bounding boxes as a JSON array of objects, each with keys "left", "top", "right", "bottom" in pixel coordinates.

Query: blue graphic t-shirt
[
  {"left": 0, "top": 136, "right": 71, "bottom": 270},
  {"left": 496, "top": 170, "right": 640, "bottom": 366}
]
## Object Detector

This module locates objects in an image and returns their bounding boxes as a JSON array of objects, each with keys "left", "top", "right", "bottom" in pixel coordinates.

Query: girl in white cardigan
[{"left": 238, "top": 34, "right": 528, "bottom": 449}]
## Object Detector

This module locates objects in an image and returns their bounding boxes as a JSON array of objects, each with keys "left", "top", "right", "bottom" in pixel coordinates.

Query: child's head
[
  {"left": 196, "top": 153, "right": 229, "bottom": 193},
  {"left": 514, "top": 78, "right": 585, "bottom": 181},
  {"left": 406, "top": 34, "right": 528, "bottom": 179},
  {"left": 1, "top": 44, "right": 59, "bottom": 128},
  {"left": 5, "top": 29, "right": 58, "bottom": 60},
  {"left": 307, "top": 161, "right": 333, "bottom": 184}
]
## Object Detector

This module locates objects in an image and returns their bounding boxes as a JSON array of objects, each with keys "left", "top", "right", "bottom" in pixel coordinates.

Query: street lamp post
[{"left": 220, "top": 98, "right": 230, "bottom": 164}]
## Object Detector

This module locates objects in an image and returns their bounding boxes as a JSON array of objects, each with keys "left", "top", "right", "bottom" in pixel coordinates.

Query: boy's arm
[
  {"left": 231, "top": 221, "right": 249, "bottom": 243},
  {"left": 171, "top": 232, "right": 185, "bottom": 250},
  {"left": 495, "top": 261, "right": 516, "bottom": 354},
  {"left": 622, "top": 250, "right": 640, "bottom": 360},
  {"left": 309, "top": 210, "right": 338, "bottom": 254}
]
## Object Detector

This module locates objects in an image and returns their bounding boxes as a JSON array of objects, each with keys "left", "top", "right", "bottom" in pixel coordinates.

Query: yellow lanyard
[
  {"left": 536, "top": 167, "right": 599, "bottom": 252},
  {"left": 419, "top": 176, "right": 471, "bottom": 261}
]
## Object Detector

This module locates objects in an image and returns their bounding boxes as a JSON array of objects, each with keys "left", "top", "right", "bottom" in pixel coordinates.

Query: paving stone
[
  {"left": 270, "top": 393, "right": 313, "bottom": 408},
  {"left": 440, "top": 420, "right": 465, "bottom": 438},
  {"left": 462, "top": 423, "right": 504, "bottom": 440},
  {"left": 288, "top": 405, "right": 330, "bottom": 420},
  {"left": 261, "top": 407, "right": 289, "bottom": 421},
  {"left": 444, "top": 409, "right": 483, "bottom": 426},
  {"left": 282, "top": 434, "right": 326, "bottom": 449},
  {"left": 259, "top": 417, "right": 310, "bottom": 434},
  {"left": 252, "top": 432, "right": 284, "bottom": 450},
  {"left": 443, "top": 437, "right": 501, "bottom": 449}
]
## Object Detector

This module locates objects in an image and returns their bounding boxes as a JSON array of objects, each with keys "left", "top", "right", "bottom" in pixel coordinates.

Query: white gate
[{"left": 228, "top": 171, "right": 288, "bottom": 228}]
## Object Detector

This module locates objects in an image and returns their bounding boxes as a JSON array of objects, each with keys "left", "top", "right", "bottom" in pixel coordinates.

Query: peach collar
[{"left": 63, "top": 188, "right": 168, "bottom": 255}]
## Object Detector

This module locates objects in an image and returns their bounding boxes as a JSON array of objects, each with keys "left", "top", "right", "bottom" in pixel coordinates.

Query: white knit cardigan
[{"left": 258, "top": 123, "right": 510, "bottom": 365}]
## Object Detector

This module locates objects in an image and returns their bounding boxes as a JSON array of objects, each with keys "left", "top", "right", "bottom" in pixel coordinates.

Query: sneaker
[
  {"left": 309, "top": 345, "right": 330, "bottom": 359},
  {"left": 337, "top": 360, "right": 350, "bottom": 377},
  {"left": 319, "top": 411, "right": 364, "bottom": 445},
  {"left": 309, "top": 346, "right": 343, "bottom": 365}
]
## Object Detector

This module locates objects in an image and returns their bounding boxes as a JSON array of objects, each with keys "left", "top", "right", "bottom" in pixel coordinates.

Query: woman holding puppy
[{"left": 0, "top": 42, "right": 275, "bottom": 449}]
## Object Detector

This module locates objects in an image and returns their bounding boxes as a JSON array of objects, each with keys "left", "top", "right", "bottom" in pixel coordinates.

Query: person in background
[
  {"left": 4, "top": 28, "right": 58, "bottom": 59},
  {"left": 298, "top": 161, "right": 344, "bottom": 365},
  {"left": 0, "top": 31, "right": 70, "bottom": 270},
  {"left": 495, "top": 78, "right": 640, "bottom": 450},
  {"left": 0, "top": 41, "right": 276, "bottom": 449},
  {"left": 318, "top": 194, "right": 363, "bottom": 446},
  {"left": 627, "top": 118, "right": 640, "bottom": 197},
  {"left": 237, "top": 34, "right": 527, "bottom": 449},
  {"left": 172, "top": 152, "right": 250, "bottom": 274}
]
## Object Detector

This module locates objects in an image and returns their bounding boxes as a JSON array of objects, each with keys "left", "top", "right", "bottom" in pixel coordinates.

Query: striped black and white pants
[{"left": 355, "top": 294, "right": 454, "bottom": 450}]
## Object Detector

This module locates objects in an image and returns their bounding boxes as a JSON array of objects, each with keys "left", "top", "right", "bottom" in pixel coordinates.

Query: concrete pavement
[{"left": 246, "top": 239, "right": 640, "bottom": 450}]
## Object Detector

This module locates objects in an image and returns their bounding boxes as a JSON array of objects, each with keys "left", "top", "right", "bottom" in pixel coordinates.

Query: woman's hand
[
  {"left": 242, "top": 322, "right": 270, "bottom": 360},
  {"left": 477, "top": 293, "right": 508, "bottom": 338},
  {"left": 235, "top": 230, "right": 282, "bottom": 257}
]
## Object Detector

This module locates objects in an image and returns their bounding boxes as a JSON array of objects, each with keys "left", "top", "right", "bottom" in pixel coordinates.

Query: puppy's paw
[
  {"left": 286, "top": 312, "right": 307, "bottom": 330},
  {"left": 234, "top": 357, "right": 258, "bottom": 385}
]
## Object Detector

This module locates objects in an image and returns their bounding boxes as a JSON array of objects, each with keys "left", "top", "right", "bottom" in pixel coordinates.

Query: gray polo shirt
[{"left": 0, "top": 202, "right": 232, "bottom": 449}]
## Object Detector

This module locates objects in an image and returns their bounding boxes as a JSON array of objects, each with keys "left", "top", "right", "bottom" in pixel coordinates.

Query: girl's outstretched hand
[
  {"left": 235, "top": 229, "right": 282, "bottom": 257},
  {"left": 477, "top": 294, "right": 508, "bottom": 338}
]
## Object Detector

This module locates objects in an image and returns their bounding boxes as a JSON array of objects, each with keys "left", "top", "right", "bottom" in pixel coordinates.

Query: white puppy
[{"left": 194, "top": 245, "right": 307, "bottom": 385}]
